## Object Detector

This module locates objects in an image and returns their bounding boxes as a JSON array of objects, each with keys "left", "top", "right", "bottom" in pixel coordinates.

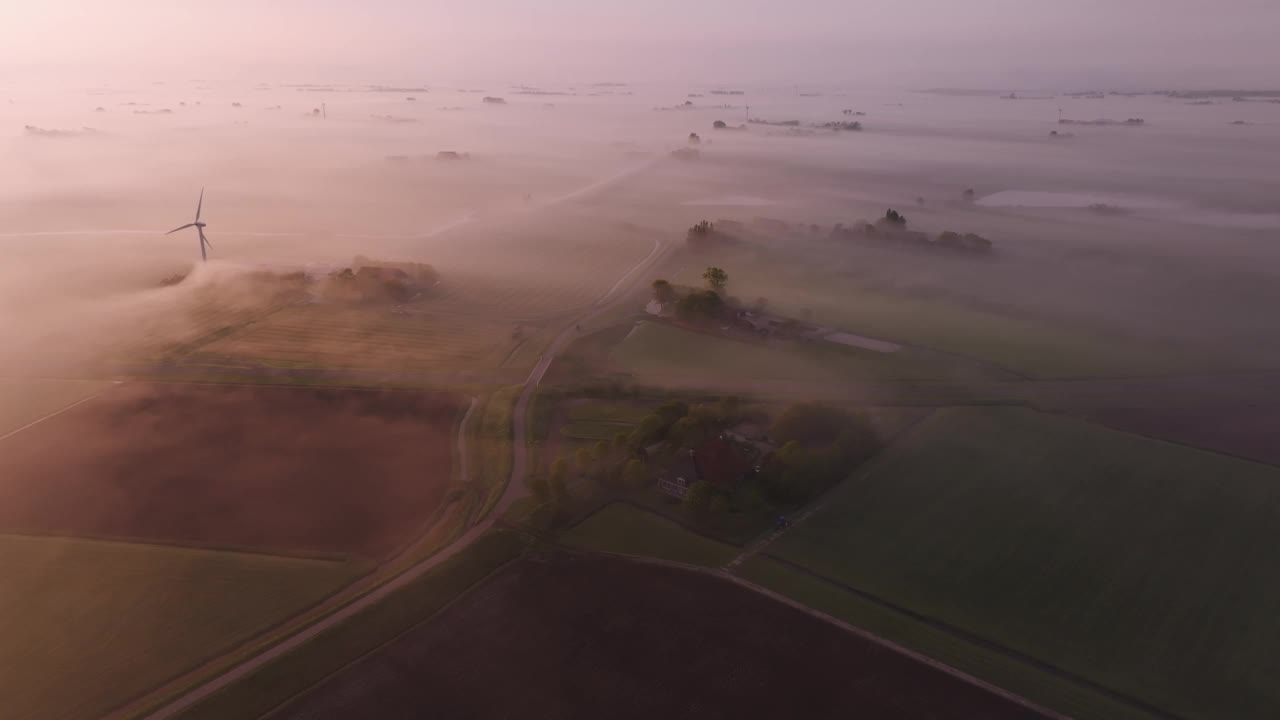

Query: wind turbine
[{"left": 166, "top": 188, "right": 212, "bottom": 261}]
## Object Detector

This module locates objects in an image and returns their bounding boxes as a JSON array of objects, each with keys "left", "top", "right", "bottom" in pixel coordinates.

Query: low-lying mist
[{"left": 4, "top": 82, "right": 1280, "bottom": 378}]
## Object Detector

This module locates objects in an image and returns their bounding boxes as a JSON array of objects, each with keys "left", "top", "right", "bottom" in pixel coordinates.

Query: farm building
[
  {"left": 656, "top": 434, "right": 766, "bottom": 498},
  {"left": 657, "top": 452, "right": 700, "bottom": 499}
]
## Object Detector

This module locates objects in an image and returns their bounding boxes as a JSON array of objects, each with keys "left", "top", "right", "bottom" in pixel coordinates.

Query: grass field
[
  {"left": 610, "top": 321, "right": 956, "bottom": 384},
  {"left": 567, "top": 400, "right": 657, "bottom": 424},
  {"left": 561, "top": 418, "right": 635, "bottom": 440},
  {"left": 0, "top": 379, "right": 116, "bottom": 436},
  {"left": 770, "top": 406, "right": 1280, "bottom": 720},
  {"left": 174, "top": 531, "right": 527, "bottom": 720},
  {"left": 737, "top": 556, "right": 1157, "bottom": 720},
  {"left": 562, "top": 502, "right": 739, "bottom": 567},
  {"left": 671, "top": 254, "right": 1202, "bottom": 379},
  {"left": 0, "top": 534, "right": 359, "bottom": 720},
  {"left": 193, "top": 305, "right": 517, "bottom": 372},
  {"left": 470, "top": 386, "right": 520, "bottom": 519}
]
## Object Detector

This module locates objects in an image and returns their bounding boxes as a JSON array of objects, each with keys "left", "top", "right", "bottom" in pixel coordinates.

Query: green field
[
  {"left": 561, "top": 419, "right": 635, "bottom": 440},
  {"left": 470, "top": 386, "right": 520, "bottom": 519},
  {"left": 174, "top": 531, "right": 527, "bottom": 720},
  {"left": 737, "top": 556, "right": 1158, "bottom": 720},
  {"left": 0, "top": 379, "right": 117, "bottom": 437},
  {"left": 0, "top": 534, "right": 359, "bottom": 720},
  {"left": 672, "top": 255, "right": 1201, "bottom": 379},
  {"left": 567, "top": 400, "right": 656, "bottom": 424},
  {"left": 769, "top": 406, "right": 1280, "bottom": 720},
  {"left": 610, "top": 321, "right": 954, "bottom": 384},
  {"left": 562, "top": 502, "right": 739, "bottom": 567}
]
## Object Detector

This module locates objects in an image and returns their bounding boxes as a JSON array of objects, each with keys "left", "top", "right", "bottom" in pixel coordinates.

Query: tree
[
  {"left": 651, "top": 279, "right": 676, "bottom": 304},
  {"left": 683, "top": 480, "right": 714, "bottom": 514},
  {"left": 709, "top": 494, "right": 730, "bottom": 514},
  {"left": 574, "top": 447, "right": 593, "bottom": 474},
  {"left": 630, "top": 414, "right": 666, "bottom": 447},
  {"left": 667, "top": 416, "right": 710, "bottom": 449},
  {"left": 884, "top": 209, "right": 906, "bottom": 226},
  {"left": 527, "top": 473, "right": 550, "bottom": 502},
  {"left": 675, "top": 290, "right": 724, "bottom": 321},
  {"left": 656, "top": 401, "right": 689, "bottom": 424},
  {"left": 550, "top": 457, "right": 568, "bottom": 486},
  {"left": 690, "top": 220, "right": 714, "bottom": 236},
  {"left": 702, "top": 266, "right": 728, "bottom": 291},
  {"left": 549, "top": 474, "right": 570, "bottom": 505},
  {"left": 713, "top": 120, "right": 727, "bottom": 129},
  {"left": 688, "top": 132, "right": 701, "bottom": 145},
  {"left": 622, "top": 458, "right": 649, "bottom": 489}
]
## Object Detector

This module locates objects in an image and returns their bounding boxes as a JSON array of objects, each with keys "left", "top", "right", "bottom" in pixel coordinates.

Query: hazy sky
[{"left": 2, "top": 0, "right": 1277, "bottom": 89}]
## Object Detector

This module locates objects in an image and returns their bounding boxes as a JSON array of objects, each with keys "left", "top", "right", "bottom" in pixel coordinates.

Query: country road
[{"left": 136, "top": 162, "right": 675, "bottom": 720}]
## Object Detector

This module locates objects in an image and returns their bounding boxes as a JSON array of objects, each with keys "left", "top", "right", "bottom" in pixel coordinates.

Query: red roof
[{"left": 692, "top": 435, "right": 750, "bottom": 488}]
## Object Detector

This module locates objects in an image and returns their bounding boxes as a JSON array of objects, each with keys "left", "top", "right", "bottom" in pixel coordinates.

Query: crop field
[
  {"left": 0, "top": 533, "right": 358, "bottom": 720},
  {"left": 769, "top": 406, "right": 1280, "bottom": 720},
  {"left": 670, "top": 252, "right": 1205, "bottom": 379},
  {"left": 272, "top": 553, "right": 1045, "bottom": 720},
  {"left": 0, "top": 382, "right": 462, "bottom": 558},
  {"left": 191, "top": 304, "right": 517, "bottom": 371},
  {"left": 0, "top": 379, "right": 117, "bottom": 436},
  {"left": 610, "top": 321, "right": 960, "bottom": 385},
  {"left": 562, "top": 502, "right": 739, "bottom": 568},
  {"left": 1079, "top": 405, "right": 1280, "bottom": 467},
  {"left": 174, "top": 531, "right": 528, "bottom": 720},
  {"left": 110, "top": 274, "right": 308, "bottom": 365}
]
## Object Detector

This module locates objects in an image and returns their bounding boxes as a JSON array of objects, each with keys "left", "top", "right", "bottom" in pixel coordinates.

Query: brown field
[
  {"left": 0, "top": 383, "right": 461, "bottom": 558},
  {"left": 1079, "top": 405, "right": 1280, "bottom": 467},
  {"left": 271, "top": 553, "right": 1045, "bottom": 720}
]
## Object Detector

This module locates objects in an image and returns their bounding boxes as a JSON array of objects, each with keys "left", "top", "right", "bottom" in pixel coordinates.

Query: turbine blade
[
  {"left": 166, "top": 223, "right": 196, "bottom": 234},
  {"left": 199, "top": 228, "right": 212, "bottom": 250},
  {"left": 195, "top": 187, "right": 204, "bottom": 222}
]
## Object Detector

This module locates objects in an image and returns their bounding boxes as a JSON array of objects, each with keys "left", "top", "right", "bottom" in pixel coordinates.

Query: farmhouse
[
  {"left": 656, "top": 433, "right": 766, "bottom": 499},
  {"left": 657, "top": 452, "right": 700, "bottom": 499}
]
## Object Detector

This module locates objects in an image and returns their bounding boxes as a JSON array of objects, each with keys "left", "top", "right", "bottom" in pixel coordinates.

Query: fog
[{"left": 4, "top": 80, "right": 1280, "bottom": 378}]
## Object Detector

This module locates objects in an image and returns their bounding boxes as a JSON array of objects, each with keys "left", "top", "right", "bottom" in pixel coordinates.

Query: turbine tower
[{"left": 166, "top": 188, "right": 212, "bottom": 261}]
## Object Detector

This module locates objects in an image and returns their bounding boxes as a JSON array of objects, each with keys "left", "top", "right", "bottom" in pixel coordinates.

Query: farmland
[
  {"left": 193, "top": 304, "right": 517, "bottom": 372},
  {"left": 0, "top": 378, "right": 116, "bottom": 436},
  {"left": 0, "top": 533, "right": 358, "bottom": 720},
  {"left": 768, "top": 406, "right": 1280, "bottom": 720},
  {"left": 173, "top": 531, "right": 528, "bottom": 720},
  {"left": 0, "top": 382, "right": 462, "bottom": 558},
  {"left": 669, "top": 244, "right": 1211, "bottom": 379},
  {"left": 271, "top": 553, "right": 1046, "bottom": 720},
  {"left": 610, "top": 320, "right": 967, "bottom": 384},
  {"left": 563, "top": 502, "right": 739, "bottom": 568}
]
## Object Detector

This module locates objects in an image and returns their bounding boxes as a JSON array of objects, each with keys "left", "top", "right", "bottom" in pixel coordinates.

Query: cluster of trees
[
  {"left": 821, "top": 120, "right": 863, "bottom": 131},
  {"left": 754, "top": 403, "right": 879, "bottom": 504},
  {"left": 530, "top": 397, "right": 744, "bottom": 509},
  {"left": 830, "top": 211, "right": 993, "bottom": 254},
  {"left": 632, "top": 398, "right": 739, "bottom": 450},
  {"left": 650, "top": 266, "right": 732, "bottom": 321},
  {"left": 686, "top": 219, "right": 739, "bottom": 251}
]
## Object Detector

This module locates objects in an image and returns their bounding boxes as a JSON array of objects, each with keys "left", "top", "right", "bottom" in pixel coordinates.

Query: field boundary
[
  {"left": 255, "top": 537, "right": 531, "bottom": 720},
  {"left": 0, "top": 390, "right": 108, "bottom": 442},
  {"left": 757, "top": 552, "right": 1184, "bottom": 720},
  {"left": 105, "top": 390, "right": 475, "bottom": 720},
  {"left": 553, "top": 546, "right": 1070, "bottom": 720}
]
